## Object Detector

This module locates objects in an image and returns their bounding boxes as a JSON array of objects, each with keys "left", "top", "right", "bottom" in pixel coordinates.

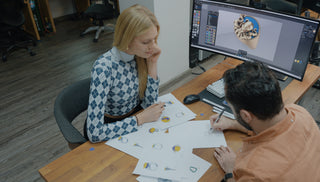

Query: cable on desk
[{"left": 192, "top": 60, "right": 206, "bottom": 75}]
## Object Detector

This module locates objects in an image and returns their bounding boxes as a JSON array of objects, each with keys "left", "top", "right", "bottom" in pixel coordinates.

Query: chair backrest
[
  {"left": 85, "top": 0, "right": 118, "bottom": 19},
  {"left": 0, "top": 0, "right": 25, "bottom": 26},
  {"left": 107, "top": 0, "right": 119, "bottom": 17},
  {"left": 54, "top": 78, "right": 91, "bottom": 144}
]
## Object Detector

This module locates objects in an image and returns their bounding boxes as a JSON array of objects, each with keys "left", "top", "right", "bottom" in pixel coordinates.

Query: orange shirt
[{"left": 234, "top": 104, "right": 320, "bottom": 182}]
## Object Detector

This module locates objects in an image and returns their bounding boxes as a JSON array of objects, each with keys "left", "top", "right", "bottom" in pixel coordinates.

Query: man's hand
[
  {"left": 136, "top": 102, "right": 165, "bottom": 125},
  {"left": 210, "top": 114, "right": 237, "bottom": 131},
  {"left": 214, "top": 146, "right": 236, "bottom": 174},
  {"left": 210, "top": 114, "right": 249, "bottom": 134}
]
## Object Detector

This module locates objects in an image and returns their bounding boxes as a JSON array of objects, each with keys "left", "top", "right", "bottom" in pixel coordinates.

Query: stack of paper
[
  {"left": 143, "top": 93, "right": 197, "bottom": 130},
  {"left": 106, "top": 93, "right": 227, "bottom": 181}
]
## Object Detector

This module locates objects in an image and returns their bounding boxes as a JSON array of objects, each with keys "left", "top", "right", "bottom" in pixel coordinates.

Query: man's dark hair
[{"left": 223, "top": 62, "right": 284, "bottom": 120}]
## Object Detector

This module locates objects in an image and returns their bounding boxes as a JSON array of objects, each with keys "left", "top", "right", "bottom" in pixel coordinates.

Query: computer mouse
[{"left": 183, "top": 94, "right": 200, "bottom": 104}]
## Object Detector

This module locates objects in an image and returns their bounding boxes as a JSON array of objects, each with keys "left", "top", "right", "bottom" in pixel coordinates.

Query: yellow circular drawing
[
  {"left": 117, "top": 136, "right": 128, "bottom": 143},
  {"left": 152, "top": 143, "right": 163, "bottom": 150},
  {"left": 149, "top": 127, "right": 157, "bottom": 133},
  {"left": 161, "top": 116, "right": 170, "bottom": 123},
  {"left": 167, "top": 101, "right": 174, "bottom": 104},
  {"left": 172, "top": 145, "right": 181, "bottom": 152},
  {"left": 143, "top": 162, "right": 158, "bottom": 170}
]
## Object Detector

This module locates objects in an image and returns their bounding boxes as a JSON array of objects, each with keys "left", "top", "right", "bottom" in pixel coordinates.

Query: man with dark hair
[{"left": 210, "top": 62, "right": 320, "bottom": 182}]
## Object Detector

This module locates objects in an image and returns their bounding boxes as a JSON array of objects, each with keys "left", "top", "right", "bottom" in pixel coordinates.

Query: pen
[{"left": 210, "top": 109, "right": 225, "bottom": 132}]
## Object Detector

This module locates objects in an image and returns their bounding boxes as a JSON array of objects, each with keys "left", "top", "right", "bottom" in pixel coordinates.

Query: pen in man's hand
[{"left": 210, "top": 109, "right": 225, "bottom": 132}]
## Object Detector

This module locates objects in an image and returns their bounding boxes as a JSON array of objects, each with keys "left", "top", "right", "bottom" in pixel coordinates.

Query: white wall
[
  {"left": 119, "top": 0, "right": 190, "bottom": 85},
  {"left": 48, "top": 0, "right": 75, "bottom": 18},
  {"left": 119, "top": 0, "right": 154, "bottom": 13},
  {"left": 154, "top": 0, "right": 190, "bottom": 85}
]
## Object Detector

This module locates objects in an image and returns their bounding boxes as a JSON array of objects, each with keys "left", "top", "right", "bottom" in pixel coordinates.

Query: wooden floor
[{"left": 0, "top": 18, "right": 319, "bottom": 182}]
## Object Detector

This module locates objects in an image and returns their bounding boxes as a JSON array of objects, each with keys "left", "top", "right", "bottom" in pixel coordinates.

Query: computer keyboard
[{"left": 206, "top": 79, "right": 225, "bottom": 98}]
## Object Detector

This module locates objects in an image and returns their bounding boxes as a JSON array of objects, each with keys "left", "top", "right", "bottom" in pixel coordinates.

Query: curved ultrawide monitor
[{"left": 190, "top": 0, "right": 320, "bottom": 81}]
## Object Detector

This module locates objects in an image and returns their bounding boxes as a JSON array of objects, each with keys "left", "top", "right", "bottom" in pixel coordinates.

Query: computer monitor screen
[{"left": 190, "top": 0, "right": 320, "bottom": 81}]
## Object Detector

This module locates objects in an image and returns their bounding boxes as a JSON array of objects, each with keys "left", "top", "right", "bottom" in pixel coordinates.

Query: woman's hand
[
  {"left": 146, "top": 44, "right": 161, "bottom": 63},
  {"left": 146, "top": 44, "right": 161, "bottom": 79},
  {"left": 136, "top": 102, "right": 165, "bottom": 125}
]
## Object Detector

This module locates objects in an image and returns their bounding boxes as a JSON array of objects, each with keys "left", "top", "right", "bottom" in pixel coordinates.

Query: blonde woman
[{"left": 85, "top": 4, "right": 164, "bottom": 143}]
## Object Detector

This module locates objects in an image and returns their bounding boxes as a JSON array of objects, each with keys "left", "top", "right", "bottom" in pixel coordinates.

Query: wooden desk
[{"left": 39, "top": 58, "right": 320, "bottom": 182}]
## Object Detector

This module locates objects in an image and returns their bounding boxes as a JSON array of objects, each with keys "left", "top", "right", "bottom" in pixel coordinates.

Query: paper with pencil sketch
[
  {"left": 132, "top": 135, "right": 193, "bottom": 181},
  {"left": 105, "top": 124, "right": 169, "bottom": 159},
  {"left": 105, "top": 93, "right": 222, "bottom": 181},
  {"left": 106, "top": 120, "right": 227, "bottom": 160},
  {"left": 167, "top": 120, "right": 227, "bottom": 148},
  {"left": 105, "top": 116, "right": 193, "bottom": 160},
  {"left": 105, "top": 131, "right": 145, "bottom": 159},
  {"left": 135, "top": 153, "right": 211, "bottom": 182},
  {"left": 150, "top": 93, "right": 196, "bottom": 129},
  {"left": 133, "top": 156, "right": 185, "bottom": 181},
  {"left": 105, "top": 120, "right": 191, "bottom": 160}
]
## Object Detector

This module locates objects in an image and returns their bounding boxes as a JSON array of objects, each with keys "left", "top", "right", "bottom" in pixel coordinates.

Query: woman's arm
[
  {"left": 146, "top": 44, "right": 161, "bottom": 79},
  {"left": 140, "top": 45, "right": 161, "bottom": 108}
]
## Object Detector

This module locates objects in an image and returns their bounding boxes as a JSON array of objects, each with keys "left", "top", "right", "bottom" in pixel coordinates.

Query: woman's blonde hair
[{"left": 113, "top": 4, "right": 160, "bottom": 99}]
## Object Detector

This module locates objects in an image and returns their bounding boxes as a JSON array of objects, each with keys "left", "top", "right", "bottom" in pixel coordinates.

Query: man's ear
[{"left": 239, "top": 109, "right": 253, "bottom": 124}]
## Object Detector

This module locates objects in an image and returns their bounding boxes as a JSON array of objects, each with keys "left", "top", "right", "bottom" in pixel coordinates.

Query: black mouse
[{"left": 183, "top": 94, "right": 200, "bottom": 104}]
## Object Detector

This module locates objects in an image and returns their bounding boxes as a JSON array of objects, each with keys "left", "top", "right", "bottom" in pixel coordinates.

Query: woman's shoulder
[{"left": 93, "top": 49, "right": 119, "bottom": 69}]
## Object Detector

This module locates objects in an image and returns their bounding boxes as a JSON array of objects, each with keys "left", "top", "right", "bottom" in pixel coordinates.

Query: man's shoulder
[
  {"left": 286, "top": 103, "right": 316, "bottom": 127},
  {"left": 240, "top": 146, "right": 290, "bottom": 168},
  {"left": 235, "top": 140, "right": 320, "bottom": 181},
  {"left": 285, "top": 103, "right": 308, "bottom": 113},
  {"left": 235, "top": 147, "right": 289, "bottom": 180}
]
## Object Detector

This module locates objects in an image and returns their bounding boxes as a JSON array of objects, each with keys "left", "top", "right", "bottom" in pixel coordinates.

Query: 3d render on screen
[{"left": 234, "top": 14, "right": 260, "bottom": 49}]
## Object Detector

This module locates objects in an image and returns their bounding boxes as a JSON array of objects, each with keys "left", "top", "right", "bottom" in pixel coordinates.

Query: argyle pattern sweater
[{"left": 86, "top": 47, "right": 159, "bottom": 143}]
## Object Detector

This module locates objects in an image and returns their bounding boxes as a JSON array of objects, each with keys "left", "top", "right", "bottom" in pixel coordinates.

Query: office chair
[
  {"left": 0, "top": 0, "right": 36, "bottom": 62},
  {"left": 80, "top": 0, "right": 118, "bottom": 42},
  {"left": 54, "top": 78, "right": 91, "bottom": 150}
]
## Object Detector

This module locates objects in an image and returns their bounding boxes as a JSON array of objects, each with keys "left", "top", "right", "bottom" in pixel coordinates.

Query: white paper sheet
[
  {"left": 151, "top": 93, "right": 197, "bottom": 129},
  {"left": 167, "top": 120, "right": 227, "bottom": 148},
  {"left": 133, "top": 137, "right": 192, "bottom": 181},
  {"left": 105, "top": 94, "right": 226, "bottom": 181},
  {"left": 106, "top": 125, "right": 169, "bottom": 159},
  {"left": 135, "top": 153, "right": 212, "bottom": 182}
]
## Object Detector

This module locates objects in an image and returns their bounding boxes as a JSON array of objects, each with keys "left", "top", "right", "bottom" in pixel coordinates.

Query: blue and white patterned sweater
[{"left": 86, "top": 47, "right": 159, "bottom": 143}]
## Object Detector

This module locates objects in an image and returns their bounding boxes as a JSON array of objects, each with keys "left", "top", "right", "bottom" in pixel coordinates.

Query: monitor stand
[
  {"left": 272, "top": 71, "right": 288, "bottom": 81},
  {"left": 278, "top": 75, "right": 292, "bottom": 91}
]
